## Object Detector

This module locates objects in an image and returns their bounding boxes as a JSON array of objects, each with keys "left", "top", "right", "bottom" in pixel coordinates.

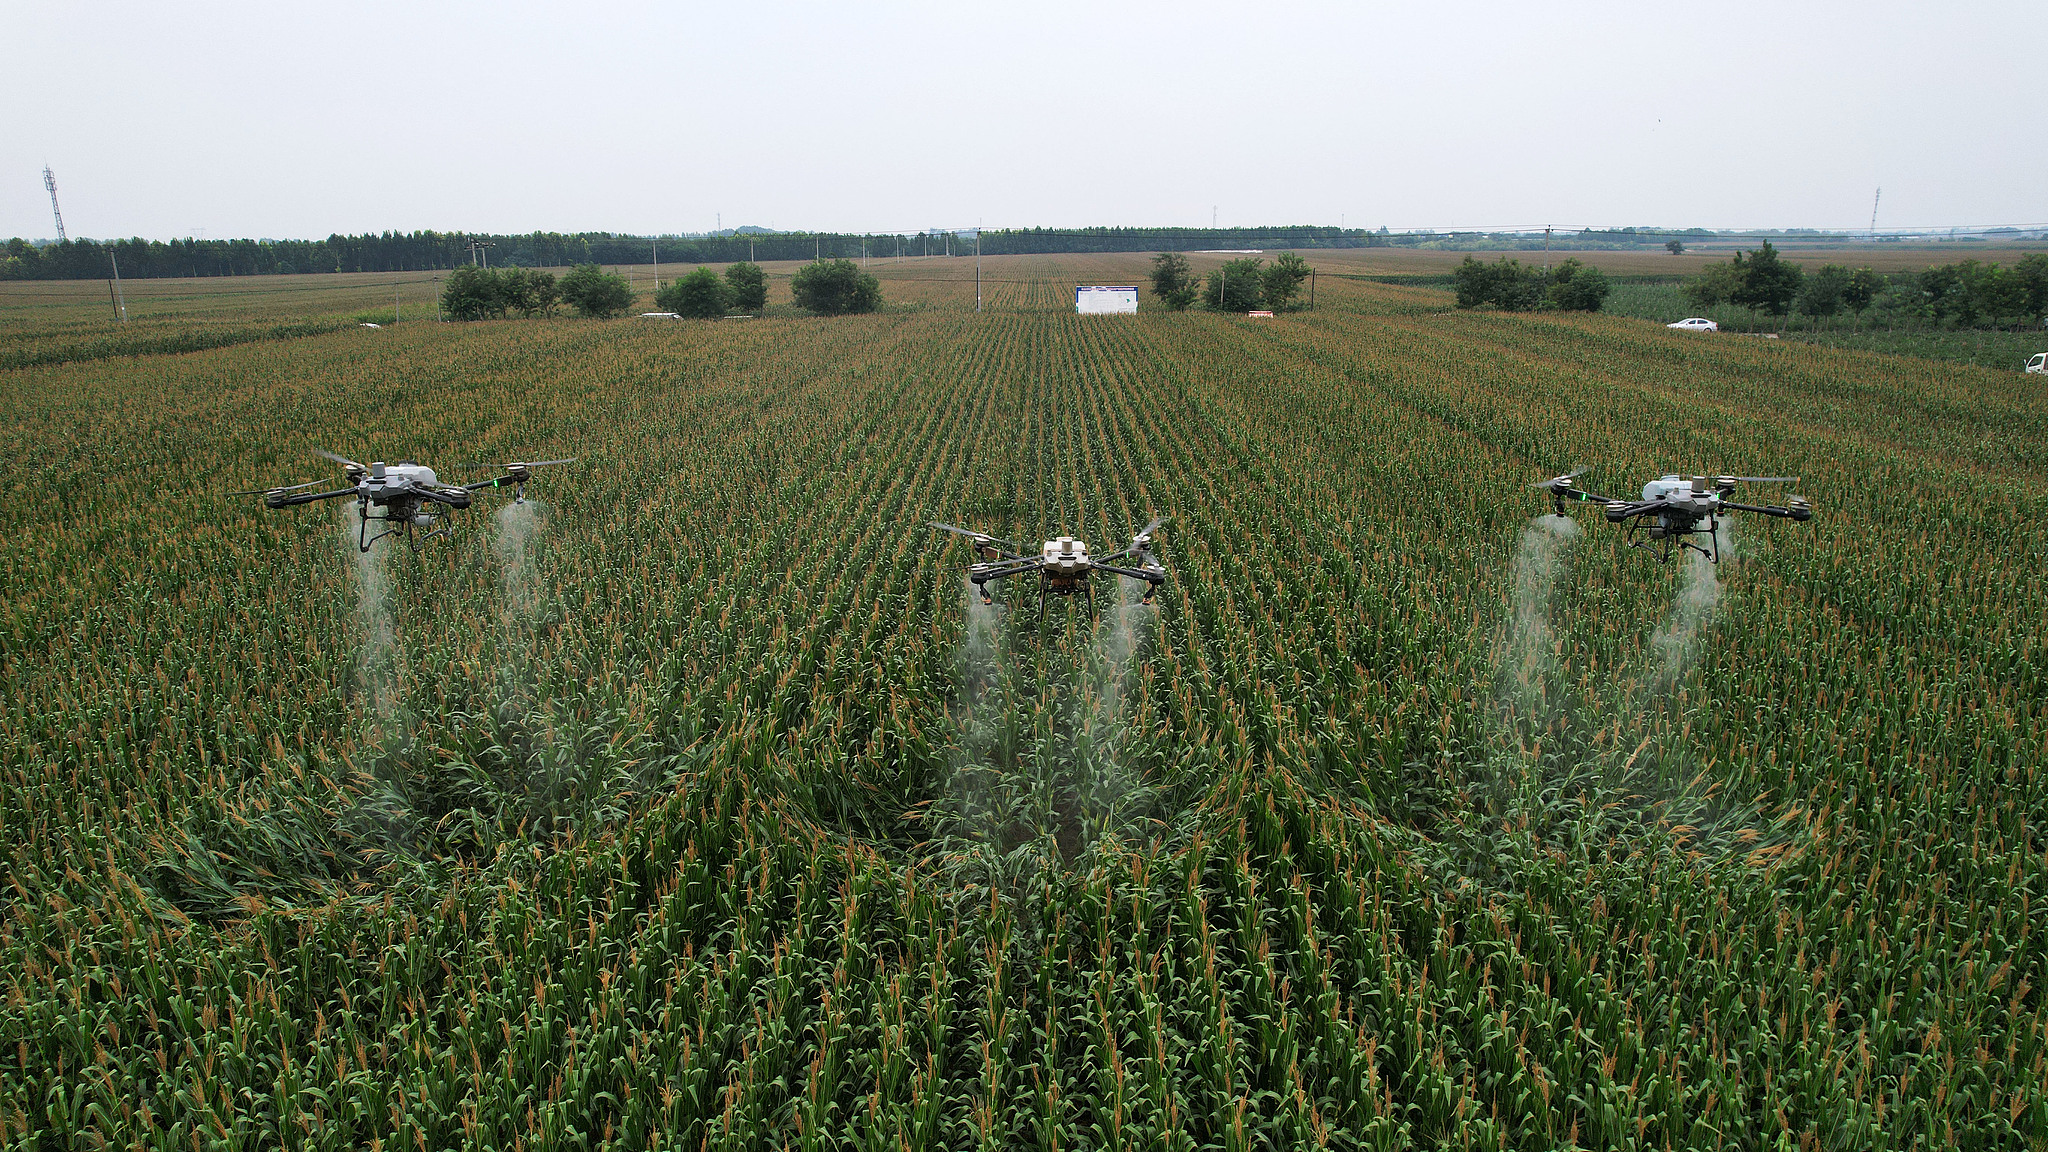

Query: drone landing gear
[
  {"left": 358, "top": 505, "right": 448, "bottom": 552},
  {"left": 1623, "top": 515, "right": 1720, "bottom": 564},
  {"left": 1034, "top": 580, "right": 1095, "bottom": 625}
]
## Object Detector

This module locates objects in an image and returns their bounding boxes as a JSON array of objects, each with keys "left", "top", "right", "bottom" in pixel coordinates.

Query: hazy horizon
[{"left": 6, "top": 0, "right": 2040, "bottom": 242}]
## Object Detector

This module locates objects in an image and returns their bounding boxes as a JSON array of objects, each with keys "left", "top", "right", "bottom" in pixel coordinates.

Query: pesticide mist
[
  {"left": 1647, "top": 518, "right": 1730, "bottom": 691},
  {"left": 491, "top": 498, "right": 546, "bottom": 630},
  {"left": 1075, "top": 575, "right": 1155, "bottom": 849},
  {"left": 1502, "top": 513, "right": 1580, "bottom": 713},
  {"left": 340, "top": 502, "right": 400, "bottom": 724}
]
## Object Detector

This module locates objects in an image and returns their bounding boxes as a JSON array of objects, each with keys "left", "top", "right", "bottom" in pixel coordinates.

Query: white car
[
  {"left": 2026, "top": 352, "right": 2046, "bottom": 375},
  {"left": 1667, "top": 317, "right": 1719, "bottom": 332}
]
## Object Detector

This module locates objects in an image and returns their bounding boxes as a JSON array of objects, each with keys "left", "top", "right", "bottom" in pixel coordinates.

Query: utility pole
[
  {"left": 395, "top": 275, "right": 400, "bottom": 324},
  {"left": 1308, "top": 268, "right": 1315, "bottom": 311},
  {"left": 1212, "top": 206, "right": 1217, "bottom": 229},
  {"left": 652, "top": 237, "right": 659, "bottom": 290},
  {"left": 975, "top": 227, "right": 982, "bottom": 313},
  {"left": 1542, "top": 225, "right": 1553, "bottom": 272},
  {"left": 464, "top": 239, "right": 494, "bottom": 267},
  {"left": 109, "top": 247, "right": 127, "bottom": 322},
  {"left": 42, "top": 166, "right": 66, "bottom": 241},
  {"left": 1869, "top": 188, "right": 1881, "bottom": 238}
]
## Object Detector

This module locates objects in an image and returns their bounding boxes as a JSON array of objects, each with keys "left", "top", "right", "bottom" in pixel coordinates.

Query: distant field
[
  {"left": 1300, "top": 243, "right": 2048, "bottom": 277},
  {"left": 4, "top": 255, "right": 2045, "bottom": 1147}
]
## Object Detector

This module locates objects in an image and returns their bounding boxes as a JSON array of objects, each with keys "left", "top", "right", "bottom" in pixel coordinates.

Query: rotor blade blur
[
  {"left": 314, "top": 448, "right": 365, "bottom": 470},
  {"left": 228, "top": 479, "right": 323, "bottom": 496}
]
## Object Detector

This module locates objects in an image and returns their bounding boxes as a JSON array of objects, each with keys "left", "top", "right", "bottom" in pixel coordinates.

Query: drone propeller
[
  {"left": 1714, "top": 475, "right": 1798, "bottom": 484},
  {"left": 461, "top": 456, "right": 579, "bottom": 472},
  {"left": 1529, "top": 466, "right": 1590, "bottom": 490},
  {"left": 929, "top": 522, "right": 1019, "bottom": 549},
  {"left": 314, "top": 448, "right": 366, "bottom": 472},
  {"left": 1130, "top": 516, "right": 1166, "bottom": 542},
  {"left": 228, "top": 479, "right": 324, "bottom": 497}
]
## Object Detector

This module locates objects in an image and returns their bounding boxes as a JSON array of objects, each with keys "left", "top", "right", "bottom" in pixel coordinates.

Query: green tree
[
  {"left": 560, "top": 264, "right": 636, "bottom": 318},
  {"left": 1665, "top": 239, "right": 1685, "bottom": 256},
  {"left": 1842, "top": 267, "right": 1884, "bottom": 318},
  {"left": 441, "top": 265, "right": 507, "bottom": 321},
  {"left": 499, "top": 268, "right": 559, "bottom": 318},
  {"left": 1261, "top": 253, "right": 1311, "bottom": 310},
  {"left": 790, "top": 259, "right": 881, "bottom": 315},
  {"left": 656, "top": 267, "right": 732, "bottom": 318},
  {"left": 1148, "top": 252, "right": 1198, "bottom": 310},
  {"left": 1797, "top": 264, "right": 1851, "bottom": 318},
  {"left": 1684, "top": 261, "right": 1743, "bottom": 311},
  {"left": 1453, "top": 256, "right": 1543, "bottom": 311},
  {"left": 2014, "top": 254, "right": 2048, "bottom": 324},
  {"left": 724, "top": 261, "right": 768, "bottom": 311},
  {"left": 1203, "top": 257, "right": 1264, "bottom": 311},
  {"left": 1545, "top": 259, "right": 1610, "bottom": 312},
  {"left": 1729, "top": 241, "right": 1804, "bottom": 317}
]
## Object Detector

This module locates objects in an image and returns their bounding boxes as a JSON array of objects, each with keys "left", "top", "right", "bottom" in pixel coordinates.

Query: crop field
[{"left": 3, "top": 257, "right": 2045, "bottom": 1149}]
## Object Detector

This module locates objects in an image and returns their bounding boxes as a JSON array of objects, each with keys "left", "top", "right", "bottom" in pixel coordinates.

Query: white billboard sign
[{"left": 1075, "top": 285, "right": 1139, "bottom": 314}]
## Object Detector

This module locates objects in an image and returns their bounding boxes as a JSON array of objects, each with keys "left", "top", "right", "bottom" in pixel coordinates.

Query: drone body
[
  {"left": 931, "top": 519, "right": 1167, "bottom": 621},
  {"left": 236, "top": 451, "right": 573, "bottom": 551},
  {"left": 1535, "top": 470, "right": 1812, "bottom": 562}
]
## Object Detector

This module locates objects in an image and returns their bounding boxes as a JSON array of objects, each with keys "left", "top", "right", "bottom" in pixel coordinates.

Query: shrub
[
  {"left": 560, "top": 264, "right": 636, "bottom": 319},
  {"left": 790, "top": 259, "right": 881, "bottom": 315},
  {"left": 1203, "top": 257, "right": 1265, "bottom": 311},
  {"left": 725, "top": 261, "right": 768, "bottom": 312},
  {"left": 1728, "top": 241, "right": 1803, "bottom": 317},
  {"left": 1149, "top": 253, "right": 1198, "bottom": 311},
  {"left": 1545, "top": 259, "right": 1610, "bottom": 312},
  {"left": 1261, "top": 253, "right": 1312, "bottom": 311},
  {"left": 656, "top": 268, "right": 731, "bottom": 318},
  {"left": 441, "top": 265, "right": 506, "bottom": 321},
  {"left": 1454, "top": 256, "right": 1543, "bottom": 311}
]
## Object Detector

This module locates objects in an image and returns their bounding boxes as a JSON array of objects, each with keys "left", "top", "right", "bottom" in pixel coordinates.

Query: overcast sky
[{"left": 3, "top": 0, "right": 2039, "bottom": 241}]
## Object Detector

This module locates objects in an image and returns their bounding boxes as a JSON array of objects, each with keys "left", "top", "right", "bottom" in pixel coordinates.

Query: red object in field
[{"left": 1248, "top": 310, "right": 1274, "bottom": 318}]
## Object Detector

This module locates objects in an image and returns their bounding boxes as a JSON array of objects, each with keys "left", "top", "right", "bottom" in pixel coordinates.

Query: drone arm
[
  {"left": 1602, "top": 501, "right": 1661, "bottom": 523},
  {"left": 1093, "top": 563, "right": 1166, "bottom": 604},
  {"left": 970, "top": 560, "right": 1042, "bottom": 585},
  {"left": 1720, "top": 499, "right": 1813, "bottom": 521},
  {"left": 267, "top": 486, "right": 359, "bottom": 508},
  {"left": 1555, "top": 485, "right": 1626, "bottom": 506},
  {"left": 464, "top": 474, "right": 520, "bottom": 492},
  {"left": 419, "top": 486, "right": 475, "bottom": 508}
]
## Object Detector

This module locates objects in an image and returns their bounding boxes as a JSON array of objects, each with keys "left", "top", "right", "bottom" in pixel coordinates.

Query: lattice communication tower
[{"left": 43, "top": 166, "right": 67, "bottom": 241}]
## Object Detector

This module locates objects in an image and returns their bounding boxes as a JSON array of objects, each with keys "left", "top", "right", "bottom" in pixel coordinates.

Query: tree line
[
  {"left": 1452, "top": 256, "right": 1612, "bottom": 312},
  {"left": 1683, "top": 242, "right": 2048, "bottom": 326},
  {"left": 4, "top": 226, "right": 1763, "bottom": 283},
  {"left": 439, "top": 259, "right": 877, "bottom": 321},
  {"left": 2, "top": 231, "right": 908, "bottom": 282}
]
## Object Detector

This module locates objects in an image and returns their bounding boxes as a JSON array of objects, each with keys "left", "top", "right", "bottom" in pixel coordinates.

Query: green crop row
[{"left": 1, "top": 266, "right": 2043, "bottom": 1148}]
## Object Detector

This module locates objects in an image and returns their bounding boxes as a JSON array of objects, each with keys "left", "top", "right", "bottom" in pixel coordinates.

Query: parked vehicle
[
  {"left": 2026, "top": 352, "right": 2046, "bottom": 375},
  {"left": 1667, "top": 318, "right": 1719, "bottom": 332}
]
